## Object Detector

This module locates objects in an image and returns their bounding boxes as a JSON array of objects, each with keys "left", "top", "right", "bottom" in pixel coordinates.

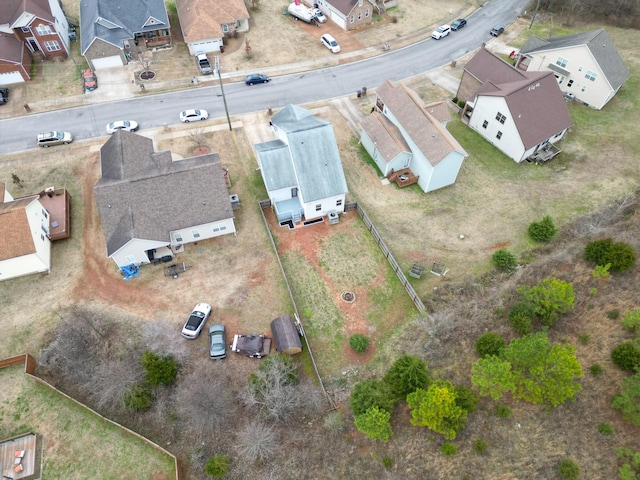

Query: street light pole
[{"left": 214, "top": 56, "right": 232, "bottom": 132}]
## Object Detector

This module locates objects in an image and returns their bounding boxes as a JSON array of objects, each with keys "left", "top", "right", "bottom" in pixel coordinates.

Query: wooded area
[{"left": 536, "top": 0, "right": 640, "bottom": 28}]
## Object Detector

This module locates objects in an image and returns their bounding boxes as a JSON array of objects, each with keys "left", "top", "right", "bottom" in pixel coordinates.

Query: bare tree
[
  {"left": 187, "top": 128, "right": 207, "bottom": 150},
  {"left": 142, "top": 321, "right": 190, "bottom": 365},
  {"left": 235, "top": 420, "right": 279, "bottom": 463},
  {"left": 176, "top": 373, "right": 233, "bottom": 437}
]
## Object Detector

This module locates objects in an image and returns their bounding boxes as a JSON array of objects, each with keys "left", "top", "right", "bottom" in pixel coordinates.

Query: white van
[{"left": 321, "top": 34, "right": 340, "bottom": 53}]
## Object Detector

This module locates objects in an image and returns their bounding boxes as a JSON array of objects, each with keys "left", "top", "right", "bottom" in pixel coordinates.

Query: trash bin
[
  {"left": 361, "top": 86, "right": 367, "bottom": 96},
  {"left": 220, "top": 45, "right": 225, "bottom": 53},
  {"left": 357, "top": 90, "right": 362, "bottom": 98}
]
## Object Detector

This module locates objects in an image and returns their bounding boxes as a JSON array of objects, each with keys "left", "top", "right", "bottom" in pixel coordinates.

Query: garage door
[
  {"left": 0, "top": 71, "right": 25, "bottom": 85},
  {"left": 92, "top": 55, "right": 123, "bottom": 69}
]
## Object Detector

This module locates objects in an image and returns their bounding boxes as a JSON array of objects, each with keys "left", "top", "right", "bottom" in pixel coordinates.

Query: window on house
[
  {"left": 175, "top": 233, "right": 183, "bottom": 242},
  {"left": 291, "top": 187, "right": 298, "bottom": 197},
  {"left": 581, "top": 86, "right": 587, "bottom": 92},
  {"left": 212, "top": 225, "right": 220, "bottom": 232},
  {"left": 482, "top": 120, "right": 488, "bottom": 129},
  {"left": 585, "top": 71, "right": 597, "bottom": 81},
  {"left": 222, "top": 24, "right": 229, "bottom": 33},
  {"left": 36, "top": 25, "right": 53, "bottom": 35},
  {"left": 44, "top": 41, "right": 60, "bottom": 51},
  {"left": 42, "top": 209, "right": 48, "bottom": 218},
  {"left": 315, "top": 204, "right": 322, "bottom": 211},
  {"left": 495, "top": 112, "right": 506, "bottom": 124},
  {"left": 578, "top": 66, "right": 583, "bottom": 72},
  {"left": 350, "top": 15, "right": 354, "bottom": 23},
  {"left": 41, "top": 224, "right": 48, "bottom": 234},
  {"left": 336, "top": 199, "right": 343, "bottom": 207},
  {"left": 21, "top": 27, "right": 30, "bottom": 33},
  {"left": 220, "top": 225, "right": 227, "bottom": 231},
  {"left": 365, "top": 8, "right": 370, "bottom": 17},
  {"left": 556, "top": 57, "right": 568, "bottom": 68},
  {"left": 567, "top": 80, "right": 574, "bottom": 88},
  {"left": 41, "top": 234, "right": 45, "bottom": 241},
  {"left": 358, "top": 11, "right": 362, "bottom": 20},
  {"left": 192, "top": 229, "right": 201, "bottom": 238},
  {"left": 496, "top": 131, "right": 503, "bottom": 140},
  {"left": 126, "top": 255, "right": 136, "bottom": 264}
]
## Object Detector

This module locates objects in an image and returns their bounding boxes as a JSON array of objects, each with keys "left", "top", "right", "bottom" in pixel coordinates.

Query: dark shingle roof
[
  {"left": 94, "top": 131, "right": 232, "bottom": 256},
  {"left": 521, "top": 29, "right": 630, "bottom": 90},
  {"left": 477, "top": 71, "right": 573, "bottom": 149},
  {"left": 80, "top": 0, "right": 169, "bottom": 54}
]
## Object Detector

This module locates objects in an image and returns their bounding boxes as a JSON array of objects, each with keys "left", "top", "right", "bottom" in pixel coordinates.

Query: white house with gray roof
[
  {"left": 80, "top": 0, "right": 171, "bottom": 70},
  {"left": 360, "top": 80, "right": 468, "bottom": 193},
  {"left": 515, "top": 29, "right": 630, "bottom": 110},
  {"left": 94, "top": 131, "right": 235, "bottom": 269},
  {"left": 254, "top": 105, "right": 348, "bottom": 224}
]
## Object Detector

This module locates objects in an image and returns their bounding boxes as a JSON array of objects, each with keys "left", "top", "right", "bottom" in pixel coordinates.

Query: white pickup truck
[{"left": 195, "top": 52, "right": 212, "bottom": 74}]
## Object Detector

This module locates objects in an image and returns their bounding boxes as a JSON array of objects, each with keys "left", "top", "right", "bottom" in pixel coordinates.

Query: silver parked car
[{"left": 209, "top": 324, "right": 227, "bottom": 359}]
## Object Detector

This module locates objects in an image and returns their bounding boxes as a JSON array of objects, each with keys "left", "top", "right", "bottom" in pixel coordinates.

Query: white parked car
[
  {"left": 431, "top": 24, "right": 451, "bottom": 40},
  {"left": 180, "top": 108, "right": 209, "bottom": 123},
  {"left": 106, "top": 120, "right": 139, "bottom": 134},
  {"left": 181, "top": 302, "right": 212, "bottom": 339},
  {"left": 312, "top": 8, "right": 327, "bottom": 23},
  {"left": 321, "top": 33, "right": 340, "bottom": 53}
]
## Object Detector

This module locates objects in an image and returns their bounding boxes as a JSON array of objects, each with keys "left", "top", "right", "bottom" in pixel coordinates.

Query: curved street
[{"left": 0, "top": 0, "right": 528, "bottom": 155}]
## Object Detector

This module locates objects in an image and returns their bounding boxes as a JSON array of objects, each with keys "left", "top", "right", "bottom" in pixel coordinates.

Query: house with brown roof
[
  {"left": 94, "top": 131, "right": 236, "bottom": 269},
  {"left": 458, "top": 48, "right": 573, "bottom": 164},
  {"left": 314, "top": 0, "right": 385, "bottom": 31},
  {"left": 360, "top": 80, "right": 467, "bottom": 192},
  {"left": 80, "top": 0, "right": 171, "bottom": 70},
  {"left": 0, "top": 183, "right": 51, "bottom": 281},
  {"left": 176, "top": 0, "right": 250, "bottom": 55},
  {"left": 515, "top": 29, "right": 630, "bottom": 110},
  {"left": 0, "top": 0, "right": 70, "bottom": 85}
]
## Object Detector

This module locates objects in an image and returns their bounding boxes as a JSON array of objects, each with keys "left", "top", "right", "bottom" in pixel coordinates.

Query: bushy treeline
[{"left": 535, "top": 0, "right": 640, "bottom": 27}]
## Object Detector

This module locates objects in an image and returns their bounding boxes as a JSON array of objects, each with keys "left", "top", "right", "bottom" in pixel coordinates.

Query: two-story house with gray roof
[
  {"left": 515, "top": 29, "right": 630, "bottom": 110},
  {"left": 80, "top": 0, "right": 170, "bottom": 70},
  {"left": 458, "top": 48, "right": 573, "bottom": 164},
  {"left": 254, "top": 104, "right": 349, "bottom": 225},
  {"left": 360, "top": 80, "right": 468, "bottom": 193},
  {"left": 94, "top": 131, "right": 235, "bottom": 269}
]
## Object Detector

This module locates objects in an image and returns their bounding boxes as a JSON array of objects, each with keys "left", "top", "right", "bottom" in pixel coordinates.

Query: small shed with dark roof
[{"left": 270, "top": 315, "right": 302, "bottom": 355}]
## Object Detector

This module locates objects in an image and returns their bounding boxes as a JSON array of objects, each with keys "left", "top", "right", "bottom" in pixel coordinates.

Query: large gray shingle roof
[
  {"left": 80, "top": 0, "right": 169, "bottom": 54},
  {"left": 521, "top": 29, "right": 630, "bottom": 90},
  {"left": 94, "top": 131, "right": 232, "bottom": 256}
]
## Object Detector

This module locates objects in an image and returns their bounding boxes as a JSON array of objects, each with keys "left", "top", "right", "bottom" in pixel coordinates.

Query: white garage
[
  {"left": 187, "top": 40, "right": 223, "bottom": 56},
  {"left": 91, "top": 55, "right": 124, "bottom": 69},
  {"left": 0, "top": 71, "right": 25, "bottom": 85}
]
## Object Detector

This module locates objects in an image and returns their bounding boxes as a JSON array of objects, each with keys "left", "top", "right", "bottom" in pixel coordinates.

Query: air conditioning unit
[
  {"left": 328, "top": 211, "right": 339, "bottom": 225},
  {"left": 230, "top": 194, "right": 240, "bottom": 209}
]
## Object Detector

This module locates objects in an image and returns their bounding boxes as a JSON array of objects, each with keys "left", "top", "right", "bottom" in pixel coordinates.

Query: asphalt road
[{"left": 0, "top": 0, "right": 528, "bottom": 155}]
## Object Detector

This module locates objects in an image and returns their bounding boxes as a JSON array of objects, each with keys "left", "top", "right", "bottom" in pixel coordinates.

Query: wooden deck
[
  {"left": 388, "top": 168, "right": 419, "bottom": 188},
  {"left": 37, "top": 188, "right": 71, "bottom": 241},
  {"left": 0, "top": 432, "right": 37, "bottom": 479}
]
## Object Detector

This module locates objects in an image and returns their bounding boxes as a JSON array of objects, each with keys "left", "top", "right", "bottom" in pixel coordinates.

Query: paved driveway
[{"left": 86, "top": 67, "right": 135, "bottom": 104}]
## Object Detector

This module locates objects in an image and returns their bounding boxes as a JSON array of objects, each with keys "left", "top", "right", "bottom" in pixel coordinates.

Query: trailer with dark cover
[
  {"left": 230, "top": 334, "right": 272, "bottom": 358},
  {"left": 270, "top": 315, "right": 302, "bottom": 355}
]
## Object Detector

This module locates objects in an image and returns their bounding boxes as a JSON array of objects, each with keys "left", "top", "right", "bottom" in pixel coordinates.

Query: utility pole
[
  {"left": 529, "top": 0, "right": 541, "bottom": 29},
  {"left": 214, "top": 56, "right": 232, "bottom": 132}
]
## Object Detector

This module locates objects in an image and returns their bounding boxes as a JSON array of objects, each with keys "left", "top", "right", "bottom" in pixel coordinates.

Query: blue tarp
[{"left": 121, "top": 263, "right": 139, "bottom": 281}]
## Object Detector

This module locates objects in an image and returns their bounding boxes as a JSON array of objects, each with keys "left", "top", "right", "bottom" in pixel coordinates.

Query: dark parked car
[
  {"left": 82, "top": 68, "right": 98, "bottom": 91},
  {"left": 451, "top": 18, "right": 467, "bottom": 31},
  {"left": 490, "top": 25, "right": 505, "bottom": 37},
  {"left": 209, "top": 324, "right": 227, "bottom": 359},
  {"left": 0, "top": 87, "right": 8, "bottom": 105},
  {"left": 244, "top": 73, "right": 270, "bottom": 85},
  {"left": 181, "top": 302, "right": 212, "bottom": 339}
]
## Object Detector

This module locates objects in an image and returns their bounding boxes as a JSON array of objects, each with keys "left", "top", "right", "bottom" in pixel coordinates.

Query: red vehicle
[{"left": 82, "top": 69, "right": 98, "bottom": 92}]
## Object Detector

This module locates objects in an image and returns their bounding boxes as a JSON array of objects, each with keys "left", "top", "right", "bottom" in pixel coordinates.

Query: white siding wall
[
  {"left": 469, "top": 96, "right": 526, "bottom": 163},
  {"left": 111, "top": 238, "right": 168, "bottom": 268},
  {"left": 302, "top": 193, "right": 345, "bottom": 220},
  {"left": 268, "top": 186, "right": 297, "bottom": 203},
  {"left": 525, "top": 46, "right": 612, "bottom": 110}
]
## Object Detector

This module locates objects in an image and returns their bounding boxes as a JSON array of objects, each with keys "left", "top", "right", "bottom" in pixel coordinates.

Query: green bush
[
  {"left": 622, "top": 308, "right": 640, "bottom": 333},
  {"left": 383, "top": 354, "right": 431, "bottom": 401},
  {"left": 495, "top": 403, "right": 512, "bottom": 418},
  {"left": 349, "top": 333, "right": 370, "bottom": 354},
  {"left": 589, "top": 364, "right": 603, "bottom": 375},
  {"left": 441, "top": 443, "right": 457, "bottom": 456},
  {"left": 457, "top": 99, "right": 466, "bottom": 108},
  {"left": 517, "top": 277, "right": 575, "bottom": 327},
  {"left": 205, "top": 455, "right": 230, "bottom": 478},
  {"left": 611, "top": 340, "right": 640, "bottom": 372},
  {"left": 492, "top": 248, "right": 517, "bottom": 272},
  {"left": 350, "top": 379, "right": 395, "bottom": 416},
  {"left": 557, "top": 458, "right": 580, "bottom": 480},
  {"left": 598, "top": 423, "right": 614, "bottom": 436},
  {"left": 475, "top": 333, "right": 506, "bottom": 357},
  {"left": 142, "top": 351, "right": 178, "bottom": 386},
  {"left": 454, "top": 385, "right": 479, "bottom": 414},
  {"left": 528, "top": 215, "right": 557, "bottom": 242},
  {"left": 124, "top": 383, "right": 154, "bottom": 412},
  {"left": 473, "top": 439, "right": 487, "bottom": 454},
  {"left": 509, "top": 301, "right": 535, "bottom": 335},
  {"left": 382, "top": 457, "right": 393, "bottom": 469},
  {"left": 585, "top": 238, "right": 637, "bottom": 272},
  {"left": 452, "top": 96, "right": 459, "bottom": 104},
  {"left": 607, "top": 309, "right": 620, "bottom": 320},
  {"left": 354, "top": 406, "right": 393, "bottom": 442}
]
